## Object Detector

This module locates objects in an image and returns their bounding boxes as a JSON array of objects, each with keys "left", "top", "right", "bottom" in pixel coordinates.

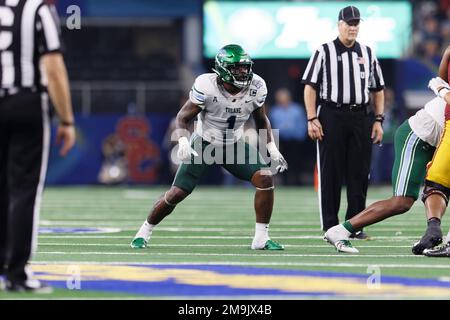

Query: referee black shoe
[
  {"left": 349, "top": 231, "right": 371, "bottom": 240},
  {"left": 423, "top": 242, "right": 450, "bottom": 257},
  {"left": 6, "top": 279, "right": 53, "bottom": 294}
]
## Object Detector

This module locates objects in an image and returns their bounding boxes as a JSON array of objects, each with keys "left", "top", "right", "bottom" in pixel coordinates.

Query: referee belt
[
  {"left": 0, "top": 86, "right": 38, "bottom": 98},
  {"left": 321, "top": 100, "right": 367, "bottom": 112}
]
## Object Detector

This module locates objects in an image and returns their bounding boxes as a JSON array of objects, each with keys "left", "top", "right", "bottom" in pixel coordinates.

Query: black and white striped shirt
[
  {"left": 302, "top": 37, "right": 384, "bottom": 105},
  {"left": 0, "top": 0, "right": 62, "bottom": 90}
]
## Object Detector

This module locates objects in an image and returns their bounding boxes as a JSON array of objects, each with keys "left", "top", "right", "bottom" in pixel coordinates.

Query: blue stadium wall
[{"left": 46, "top": 114, "right": 172, "bottom": 185}]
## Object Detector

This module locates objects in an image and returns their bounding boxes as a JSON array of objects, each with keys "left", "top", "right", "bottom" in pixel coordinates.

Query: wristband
[{"left": 307, "top": 117, "right": 318, "bottom": 122}]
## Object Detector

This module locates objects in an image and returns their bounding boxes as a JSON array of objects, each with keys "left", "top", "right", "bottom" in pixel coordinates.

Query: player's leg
[
  {"left": 131, "top": 185, "right": 190, "bottom": 249},
  {"left": 413, "top": 118, "right": 450, "bottom": 254},
  {"left": 222, "top": 140, "right": 283, "bottom": 250},
  {"left": 414, "top": 181, "right": 449, "bottom": 255},
  {"left": 250, "top": 169, "right": 282, "bottom": 249},
  {"left": 131, "top": 136, "right": 210, "bottom": 248},
  {"left": 325, "top": 121, "right": 433, "bottom": 252}
]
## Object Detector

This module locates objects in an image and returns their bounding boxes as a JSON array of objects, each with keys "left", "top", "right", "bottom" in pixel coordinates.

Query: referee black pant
[
  {"left": 317, "top": 103, "right": 373, "bottom": 231},
  {"left": 0, "top": 91, "right": 50, "bottom": 283}
]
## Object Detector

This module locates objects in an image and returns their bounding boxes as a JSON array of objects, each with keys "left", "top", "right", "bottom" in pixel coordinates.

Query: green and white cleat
[
  {"left": 252, "top": 239, "right": 284, "bottom": 250},
  {"left": 330, "top": 239, "right": 359, "bottom": 253},
  {"left": 263, "top": 239, "right": 284, "bottom": 250},
  {"left": 324, "top": 225, "right": 359, "bottom": 253},
  {"left": 130, "top": 237, "right": 147, "bottom": 249}
]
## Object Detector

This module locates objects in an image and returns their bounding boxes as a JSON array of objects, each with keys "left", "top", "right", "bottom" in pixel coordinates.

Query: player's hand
[
  {"left": 307, "top": 118, "right": 324, "bottom": 141},
  {"left": 428, "top": 77, "right": 450, "bottom": 98},
  {"left": 177, "top": 136, "right": 198, "bottom": 162},
  {"left": 371, "top": 121, "right": 383, "bottom": 145},
  {"left": 267, "top": 142, "right": 288, "bottom": 173},
  {"left": 56, "top": 124, "right": 76, "bottom": 156}
]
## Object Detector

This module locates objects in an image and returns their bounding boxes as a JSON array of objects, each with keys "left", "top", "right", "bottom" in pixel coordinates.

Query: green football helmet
[{"left": 212, "top": 44, "right": 254, "bottom": 89}]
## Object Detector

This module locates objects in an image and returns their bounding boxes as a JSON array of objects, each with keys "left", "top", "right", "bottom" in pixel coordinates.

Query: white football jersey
[
  {"left": 408, "top": 97, "right": 446, "bottom": 147},
  {"left": 189, "top": 73, "right": 268, "bottom": 145}
]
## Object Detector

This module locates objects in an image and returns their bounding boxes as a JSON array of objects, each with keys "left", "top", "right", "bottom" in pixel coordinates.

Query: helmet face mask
[{"left": 213, "top": 44, "right": 254, "bottom": 89}]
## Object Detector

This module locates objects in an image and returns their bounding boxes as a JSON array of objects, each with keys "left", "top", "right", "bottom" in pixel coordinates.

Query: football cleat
[
  {"left": 411, "top": 228, "right": 443, "bottom": 255},
  {"left": 423, "top": 242, "right": 450, "bottom": 257},
  {"left": 327, "top": 238, "right": 359, "bottom": 253},
  {"left": 130, "top": 237, "right": 147, "bottom": 249},
  {"left": 251, "top": 239, "right": 284, "bottom": 250},
  {"left": 324, "top": 225, "right": 358, "bottom": 253}
]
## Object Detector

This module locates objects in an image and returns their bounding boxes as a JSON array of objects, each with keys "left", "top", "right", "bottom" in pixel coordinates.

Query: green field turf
[{"left": 1, "top": 185, "right": 450, "bottom": 299}]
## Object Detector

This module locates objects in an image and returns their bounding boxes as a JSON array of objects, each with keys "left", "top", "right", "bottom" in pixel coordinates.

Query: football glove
[
  {"left": 428, "top": 77, "right": 450, "bottom": 99},
  {"left": 177, "top": 137, "right": 198, "bottom": 162},
  {"left": 267, "top": 142, "right": 288, "bottom": 173}
]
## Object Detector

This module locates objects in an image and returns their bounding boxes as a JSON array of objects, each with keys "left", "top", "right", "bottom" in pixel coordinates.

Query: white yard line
[
  {"left": 38, "top": 242, "right": 412, "bottom": 248},
  {"left": 37, "top": 235, "right": 422, "bottom": 240}
]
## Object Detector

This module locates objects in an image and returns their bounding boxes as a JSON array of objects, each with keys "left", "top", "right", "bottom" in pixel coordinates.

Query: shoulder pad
[{"left": 189, "top": 73, "right": 217, "bottom": 106}]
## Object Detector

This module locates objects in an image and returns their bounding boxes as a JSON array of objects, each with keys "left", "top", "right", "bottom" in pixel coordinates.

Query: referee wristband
[
  {"left": 374, "top": 114, "right": 384, "bottom": 124},
  {"left": 307, "top": 117, "right": 318, "bottom": 122}
]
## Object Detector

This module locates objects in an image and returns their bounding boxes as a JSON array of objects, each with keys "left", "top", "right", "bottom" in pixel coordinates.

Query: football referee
[
  {"left": 0, "top": 0, "right": 75, "bottom": 292},
  {"left": 301, "top": 6, "right": 385, "bottom": 237}
]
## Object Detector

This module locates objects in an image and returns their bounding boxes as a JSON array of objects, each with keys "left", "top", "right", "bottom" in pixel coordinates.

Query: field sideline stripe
[
  {"left": 36, "top": 251, "right": 423, "bottom": 258},
  {"left": 32, "top": 261, "right": 450, "bottom": 269}
]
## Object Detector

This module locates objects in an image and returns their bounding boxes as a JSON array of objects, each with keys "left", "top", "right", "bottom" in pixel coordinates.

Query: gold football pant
[{"left": 426, "top": 104, "right": 450, "bottom": 188}]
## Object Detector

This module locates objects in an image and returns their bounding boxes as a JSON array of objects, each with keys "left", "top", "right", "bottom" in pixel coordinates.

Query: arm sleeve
[
  {"left": 189, "top": 76, "right": 207, "bottom": 110},
  {"left": 301, "top": 46, "right": 324, "bottom": 88},
  {"left": 35, "top": 4, "right": 63, "bottom": 55},
  {"left": 368, "top": 49, "right": 385, "bottom": 92}
]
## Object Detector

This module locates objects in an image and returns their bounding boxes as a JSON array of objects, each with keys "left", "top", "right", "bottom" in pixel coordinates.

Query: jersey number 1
[{"left": 227, "top": 116, "right": 236, "bottom": 129}]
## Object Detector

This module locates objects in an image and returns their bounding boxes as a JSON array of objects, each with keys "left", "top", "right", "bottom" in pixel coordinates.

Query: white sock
[
  {"left": 446, "top": 229, "right": 450, "bottom": 243},
  {"left": 135, "top": 221, "right": 155, "bottom": 240},
  {"left": 252, "top": 223, "right": 270, "bottom": 248},
  {"left": 337, "top": 224, "right": 352, "bottom": 239}
]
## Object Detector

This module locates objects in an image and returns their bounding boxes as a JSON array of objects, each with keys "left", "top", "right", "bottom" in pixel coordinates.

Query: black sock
[{"left": 427, "top": 217, "right": 441, "bottom": 227}]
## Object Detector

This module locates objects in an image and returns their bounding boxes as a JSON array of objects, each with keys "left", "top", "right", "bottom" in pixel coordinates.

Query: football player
[
  {"left": 422, "top": 49, "right": 450, "bottom": 257},
  {"left": 325, "top": 45, "right": 450, "bottom": 254},
  {"left": 130, "top": 44, "right": 287, "bottom": 250}
]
